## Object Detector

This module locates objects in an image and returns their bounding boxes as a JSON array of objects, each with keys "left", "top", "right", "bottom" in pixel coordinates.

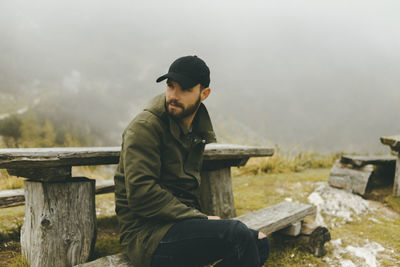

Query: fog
[{"left": 1, "top": 0, "right": 400, "bottom": 153}]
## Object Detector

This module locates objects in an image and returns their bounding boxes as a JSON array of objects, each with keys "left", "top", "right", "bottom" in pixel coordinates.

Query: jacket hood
[{"left": 144, "top": 93, "right": 217, "bottom": 144}]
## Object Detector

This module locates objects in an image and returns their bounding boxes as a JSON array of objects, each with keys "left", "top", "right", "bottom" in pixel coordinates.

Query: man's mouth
[{"left": 168, "top": 101, "right": 183, "bottom": 109}]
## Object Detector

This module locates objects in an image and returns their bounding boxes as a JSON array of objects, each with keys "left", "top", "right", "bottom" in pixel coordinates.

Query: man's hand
[
  {"left": 207, "top": 216, "right": 221, "bottom": 220},
  {"left": 258, "top": 231, "right": 267, "bottom": 239}
]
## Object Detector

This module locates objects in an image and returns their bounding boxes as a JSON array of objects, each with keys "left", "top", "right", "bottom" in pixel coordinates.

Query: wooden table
[
  {"left": 0, "top": 144, "right": 274, "bottom": 267},
  {"left": 381, "top": 135, "right": 400, "bottom": 197}
]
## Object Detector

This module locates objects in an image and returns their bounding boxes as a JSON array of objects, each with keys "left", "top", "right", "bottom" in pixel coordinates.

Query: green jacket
[{"left": 114, "top": 93, "right": 217, "bottom": 267}]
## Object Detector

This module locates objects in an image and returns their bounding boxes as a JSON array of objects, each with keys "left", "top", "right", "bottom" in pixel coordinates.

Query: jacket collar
[{"left": 144, "top": 93, "right": 217, "bottom": 145}]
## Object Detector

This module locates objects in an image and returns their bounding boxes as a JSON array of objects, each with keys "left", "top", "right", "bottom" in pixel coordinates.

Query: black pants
[{"left": 150, "top": 219, "right": 270, "bottom": 267}]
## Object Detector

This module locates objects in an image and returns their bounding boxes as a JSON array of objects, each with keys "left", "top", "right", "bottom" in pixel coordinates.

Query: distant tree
[{"left": 0, "top": 115, "right": 22, "bottom": 147}]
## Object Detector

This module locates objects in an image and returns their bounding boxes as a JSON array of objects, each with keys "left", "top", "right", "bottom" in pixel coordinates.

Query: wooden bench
[
  {"left": 328, "top": 154, "right": 396, "bottom": 196},
  {"left": 75, "top": 201, "right": 330, "bottom": 267},
  {"left": 381, "top": 135, "right": 400, "bottom": 196},
  {"left": 0, "top": 144, "right": 274, "bottom": 267},
  {"left": 0, "top": 179, "right": 115, "bottom": 209}
]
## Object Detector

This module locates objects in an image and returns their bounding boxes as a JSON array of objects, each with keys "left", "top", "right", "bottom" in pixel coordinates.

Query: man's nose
[{"left": 169, "top": 88, "right": 179, "bottom": 100}]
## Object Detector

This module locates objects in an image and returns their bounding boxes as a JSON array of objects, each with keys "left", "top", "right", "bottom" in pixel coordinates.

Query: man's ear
[{"left": 201, "top": 87, "right": 211, "bottom": 101}]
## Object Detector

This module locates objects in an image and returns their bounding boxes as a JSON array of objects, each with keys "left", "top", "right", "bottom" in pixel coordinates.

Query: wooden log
[
  {"left": 21, "top": 178, "right": 96, "bottom": 267},
  {"left": 0, "top": 188, "right": 24, "bottom": 208},
  {"left": 7, "top": 166, "right": 72, "bottom": 181},
  {"left": 340, "top": 155, "right": 396, "bottom": 168},
  {"left": 298, "top": 220, "right": 331, "bottom": 257},
  {"left": 328, "top": 160, "right": 373, "bottom": 196},
  {"left": 236, "top": 202, "right": 316, "bottom": 235},
  {"left": 200, "top": 167, "right": 236, "bottom": 218}
]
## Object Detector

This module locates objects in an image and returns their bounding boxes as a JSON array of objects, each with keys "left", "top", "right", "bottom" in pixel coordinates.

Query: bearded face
[
  {"left": 166, "top": 94, "right": 201, "bottom": 120},
  {"left": 165, "top": 79, "right": 203, "bottom": 121}
]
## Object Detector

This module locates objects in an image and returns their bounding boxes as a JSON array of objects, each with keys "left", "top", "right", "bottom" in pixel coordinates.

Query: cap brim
[{"left": 156, "top": 72, "right": 197, "bottom": 90}]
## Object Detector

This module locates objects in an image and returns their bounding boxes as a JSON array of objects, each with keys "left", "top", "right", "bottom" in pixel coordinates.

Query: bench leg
[
  {"left": 21, "top": 178, "right": 96, "bottom": 267},
  {"left": 394, "top": 157, "right": 400, "bottom": 197},
  {"left": 298, "top": 221, "right": 331, "bottom": 257},
  {"left": 200, "top": 167, "right": 236, "bottom": 218}
]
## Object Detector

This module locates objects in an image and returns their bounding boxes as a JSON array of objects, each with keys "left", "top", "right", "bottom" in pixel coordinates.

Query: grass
[
  {"left": 0, "top": 170, "right": 24, "bottom": 190},
  {"left": 232, "top": 149, "right": 339, "bottom": 176},
  {"left": 233, "top": 169, "right": 331, "bottom": 266},
  {"left": 385, "top": 194, "right": 400, "bottom": 214},
  {"left": 233, "top": 169, "right": 330, "bottom": 215},
  {"left": 91, "top": 216, "right": 124, "bottom": 260}
]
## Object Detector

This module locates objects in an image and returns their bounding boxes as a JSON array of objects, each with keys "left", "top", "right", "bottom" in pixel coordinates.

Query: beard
[{"left": 166, "top": 95, "right": 202, "bottom": 120}]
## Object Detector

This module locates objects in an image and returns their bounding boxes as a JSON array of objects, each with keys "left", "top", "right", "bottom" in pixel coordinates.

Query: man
[{"left": 114, "top": 55, "right": 270, "bottom": 267}]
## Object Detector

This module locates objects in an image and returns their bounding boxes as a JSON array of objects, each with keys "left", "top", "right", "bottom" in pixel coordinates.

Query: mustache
[{"left": 166, "top": 99, "right": 184, "bottom": 108}]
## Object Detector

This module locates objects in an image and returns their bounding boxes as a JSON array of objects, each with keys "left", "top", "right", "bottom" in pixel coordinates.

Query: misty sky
[{"left": 1, "top": 0, "right": 400, "bottom": 153}]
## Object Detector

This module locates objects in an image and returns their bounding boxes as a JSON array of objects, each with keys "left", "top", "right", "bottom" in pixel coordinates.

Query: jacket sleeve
[{"left": 122, "top": 119, "right": 208, "bottom": 221}]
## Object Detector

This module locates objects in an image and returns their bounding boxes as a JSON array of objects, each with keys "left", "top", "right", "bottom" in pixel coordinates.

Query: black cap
[{"left": 156, "top": 55, "right": 210, "bottom": 89}]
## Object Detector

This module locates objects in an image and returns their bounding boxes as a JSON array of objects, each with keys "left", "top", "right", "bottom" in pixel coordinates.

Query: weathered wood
[
  {"left": 328, "top": 160, "right": 373, "bottom": 196},
  {"left": 236, "top": 202, "right": 316, "bottom": 235},
  {"left": 0, "top": 188, "right": 24, "bottom": 208},
  {"left": 202, "top": 158, "right": 249, "bottom": 171},
  {"left": 394, "top": 157, "right": 400, "bottom": 197},
  {"left": 75, "top": 253, "right": 133, "bottom": 267},
  {"left": 202, "top": 144, "right": 274, "bottom": 160},
  {"left": 76, "top": 202, "right": 318, "bottom": 267},
  {"left": 380, "top": 135, "right": 400, "bottom": 152},
  {"left": 340, "top": 155, "right": 396, "bottom": 168},
  {"left": 298, "top": 221, "right": 331, "bottom": 257},
  {"left": 0, "top": 179, "right": 116, "bottom": 209},
  {"left": 7, "top": 166, "right": 72, "bottom": 181},
  {"left": 95, "top": 179, "right": 115, "bottom": 195},
  {"left": 279, "top": 221, "right": 302, "bottom": 236},
  {"left": 0, "top": 144, "right": 274, "bottom": 169},
  {"left": 0, "top": 147, "right": 121, "bottom": 169},
  {"left": 200, "top": 167, "right": 236, "bottom": 218},
  {"left": 21, "top": 178, "right": 96, "bottom": 267}
]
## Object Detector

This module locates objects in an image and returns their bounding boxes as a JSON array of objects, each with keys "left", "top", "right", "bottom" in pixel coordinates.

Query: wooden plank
[
  {"left": 328, "top": 160, "right": 373, "bottom": 196},
  {"left": 0, "top": 188, "right": 24, "bottom": 208},
  {"left": 0, "top": 144, "right": 274, "bottom": 169},
  {"left": 381, "top": 135, "right": 400, "bottom": 152},
  {"left": 203, "top": 144, "right": 274, "bottom": 160},
  {"left": 95, "top": 179, "right": 115, "bottom": 195},
  {"left": 0, "top": 147, "right": 121, "bottom": 169},
  {"left": 76, "top": 202, "right": 317, "bottom": 267},
  {"left": 0, "top": 179, "right": 116, "bottom": 209},
  {"left": 7, "top": 166, "right": 72, "bottom": 181},
  {"left": 340, "top": 155, "right": 396, "bottom": 168},
  {"left": 235, "top": 202, "right": 316, "bottom": 235}
]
